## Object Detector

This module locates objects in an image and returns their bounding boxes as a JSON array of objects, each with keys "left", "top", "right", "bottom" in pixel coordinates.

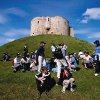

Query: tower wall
[{"left": 30, "top": 16, "right": 73, "bottom": 37}]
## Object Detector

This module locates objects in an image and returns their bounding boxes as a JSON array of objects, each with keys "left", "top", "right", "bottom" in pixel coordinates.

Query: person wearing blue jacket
[
  {"left": 69, "top": 53, "right": 78, "bottom": 72},
  {"left": 36, "top": 41, "right": 46, "bottom": 72},
  {"left": 94, "top": 40, "right": 100, "bottom": 76}
]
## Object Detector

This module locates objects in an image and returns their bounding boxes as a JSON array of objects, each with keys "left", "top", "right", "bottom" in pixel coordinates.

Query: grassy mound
[
  {"left": 0, "top": 34, "right": 94, "bottom": 59},
  {"left": 0, "top": 35, "right": 100, "bottom": 100}
]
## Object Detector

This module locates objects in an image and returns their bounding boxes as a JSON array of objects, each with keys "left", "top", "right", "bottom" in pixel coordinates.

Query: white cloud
[
  {"left": 88, "top": 32, "right": 100, "bottom": 38},
  {"left": 80, "top": 17, "right": 89, "bottom": 24},
  {"left": 0, "top": 37, "right": 15, "bottom": 46},
  {"left": 75, "top": 28, "right": 100, "bottom": 40},
  {"left": 0, "top": 28, "right": 30, "bottom": 46},
  {"left": 0, "top": 7, "right": 28, "bottom": 24},
  {"left": 4, "top": 28, "right": 30, "bottom": 37},
  {"left": 4, "top": 7, "right": 28, "bottom": 17},
  {"left": 74, "top": 29, "right": 91, "bottom": 34},
  {"left": 81, "top": 7, "right": 100, "bottom": 23}
]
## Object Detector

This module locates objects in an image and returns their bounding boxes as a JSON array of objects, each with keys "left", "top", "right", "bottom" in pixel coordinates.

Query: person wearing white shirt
[
  {"left": 83, "top": 52, "right": 93, "bottom": 69},
  {"left": 51, "top": 43, "right": 57, "bottom": 57},
  {"left": 13, "top": 53, "right": 21, "bottom": 72},
  {"left": 20, "top": 55, "right": 30, "bottom": 72},
  {"left": 62, "top": 43, "right": 67, "bottom": 57},
  {"left": 78, "top": 50, "right": 84, "bottom": 59}
]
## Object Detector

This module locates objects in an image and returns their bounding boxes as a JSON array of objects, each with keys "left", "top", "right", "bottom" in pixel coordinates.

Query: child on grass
[
  {"left": 58, "top": 67, "right": 75, "bottom": 93},
  {"left": 35, "top": 66, "right": 51, "bottom": 98}
]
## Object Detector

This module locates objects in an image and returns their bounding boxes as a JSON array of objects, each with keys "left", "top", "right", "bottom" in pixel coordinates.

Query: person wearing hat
[
  {"left": 93, "top": 40, "right": 100, "bottom": 76},
  {"left": 35, "top": 66, "right": 51, "bottom": 98},
  {"left": 36, "top": 41, "right": 46, "bottom": 72},
  {"left": 13, "top": 53, "right": 21, "bottom": 72}
]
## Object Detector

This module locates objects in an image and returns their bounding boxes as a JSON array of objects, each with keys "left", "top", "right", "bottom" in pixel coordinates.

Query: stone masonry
[{"left": 30, "top": 16, "right": 74, "bottom": 37}]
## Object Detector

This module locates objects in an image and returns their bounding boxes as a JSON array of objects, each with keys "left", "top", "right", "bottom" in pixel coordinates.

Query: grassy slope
[
  {"left": 0, "top": 61, "right": 100, "bottom": 100},
  {"left": 0, "top": 35, "right": 99, "bottom": 100},
  {"left": 0, "top": 34, "right": 94, "bottom": 59}
]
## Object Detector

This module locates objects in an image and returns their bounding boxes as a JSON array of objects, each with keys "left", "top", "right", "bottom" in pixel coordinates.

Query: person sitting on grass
[
  {"left": 35, "top": 66, "right": 51, "bottom": 98},
  {"left": 78, "top": 50, "right": 84, "bottom": 59},
  {"left": 20, "top": 55, "right": 30, "bottom": 72},
  {"left": 12, "top": 53, "right": 21, "bottom": 72},
  {"left": 69, "top": 53, "right": 78, "bottom": 72},
  {"left": 2, "top": 53, "right": 6, "bottom": 62},
  {"left": 30, "top": 51, "right": 36, "bottom": 63},
  {"left": 61, "top": 67, "right": 75, "bottom": 93},
  {"left": 30, "top": 60, "right": 38, "bottom": 71},
  {"left": 83, "top": 52, "right": 93, "bottom": 69}
]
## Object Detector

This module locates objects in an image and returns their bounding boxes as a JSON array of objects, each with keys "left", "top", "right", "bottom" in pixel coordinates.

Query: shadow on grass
[{"left": 48, "top": 77, "right": 56, "bottom": 92}]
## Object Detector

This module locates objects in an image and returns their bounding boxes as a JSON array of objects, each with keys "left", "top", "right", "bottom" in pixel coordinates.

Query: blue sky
[{"left": 0, "top": 0, "right": 100, "bottom": 45}]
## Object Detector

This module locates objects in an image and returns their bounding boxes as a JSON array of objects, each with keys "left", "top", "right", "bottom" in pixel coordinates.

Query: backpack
[{"left": 54, "top": 48, "right": 63, "bottom": 59}]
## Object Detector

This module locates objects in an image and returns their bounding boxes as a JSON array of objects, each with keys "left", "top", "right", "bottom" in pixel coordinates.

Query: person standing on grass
[
  {"left": 51, "top": 43, "right": 57, "bottom": 57},
  {"left": 36, "top": 41, "right": 46, "bottom": 72},
  {"left": 61, "top": 43, "right": 67, "bottom": 57},
  {"left": 54, "top": 46, "right": 69, "bottom": 85},
  {"left": 93, "top": 40, "right": 100, "bottom": 76},
  {"left": 23, "top": 44, "right": 28, "bottom": 57}
]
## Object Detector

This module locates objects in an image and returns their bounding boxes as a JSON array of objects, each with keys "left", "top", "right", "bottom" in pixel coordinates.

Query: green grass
[
  {"left": 0, "top": 34, "right": 98, "bottom": 100},
  {"left": 0, "top": 34, "right": 94, "bottom": 59},
  {"left": 0, "top": 61, "right": 100, "bottom": 100}
]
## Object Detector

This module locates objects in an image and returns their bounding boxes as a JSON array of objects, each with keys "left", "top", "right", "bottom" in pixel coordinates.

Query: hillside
[
  {"left": 0, "top": 35, "right": 100, "bottom": 100},
  {"left": 0, "top": 35, "right": 94, "bottom": 59}
]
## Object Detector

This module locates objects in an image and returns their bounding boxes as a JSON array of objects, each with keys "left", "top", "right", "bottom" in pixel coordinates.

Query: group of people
[
  {"left": 11, "top": 40, "right": 100, "bottom": 98},
  {"left": 12, "top": 44, "right": 37, "bottom": 72},
  {"left": 78, "top": 40, "right": 100, "bottom": 76}
]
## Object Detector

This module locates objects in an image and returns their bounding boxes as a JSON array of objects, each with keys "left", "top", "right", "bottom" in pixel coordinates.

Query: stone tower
[{"left": 30, "top": 16, "right": 74, "bottom": 37}]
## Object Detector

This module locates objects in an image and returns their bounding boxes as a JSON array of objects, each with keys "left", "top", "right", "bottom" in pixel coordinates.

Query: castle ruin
[{"left": 30, "top": 16, "right": 74, "bottom": 37}]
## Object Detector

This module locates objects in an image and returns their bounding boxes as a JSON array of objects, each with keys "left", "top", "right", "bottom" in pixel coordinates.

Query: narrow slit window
[{"left": 48, "top": 18, "right": 49, "bottom": 21}]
